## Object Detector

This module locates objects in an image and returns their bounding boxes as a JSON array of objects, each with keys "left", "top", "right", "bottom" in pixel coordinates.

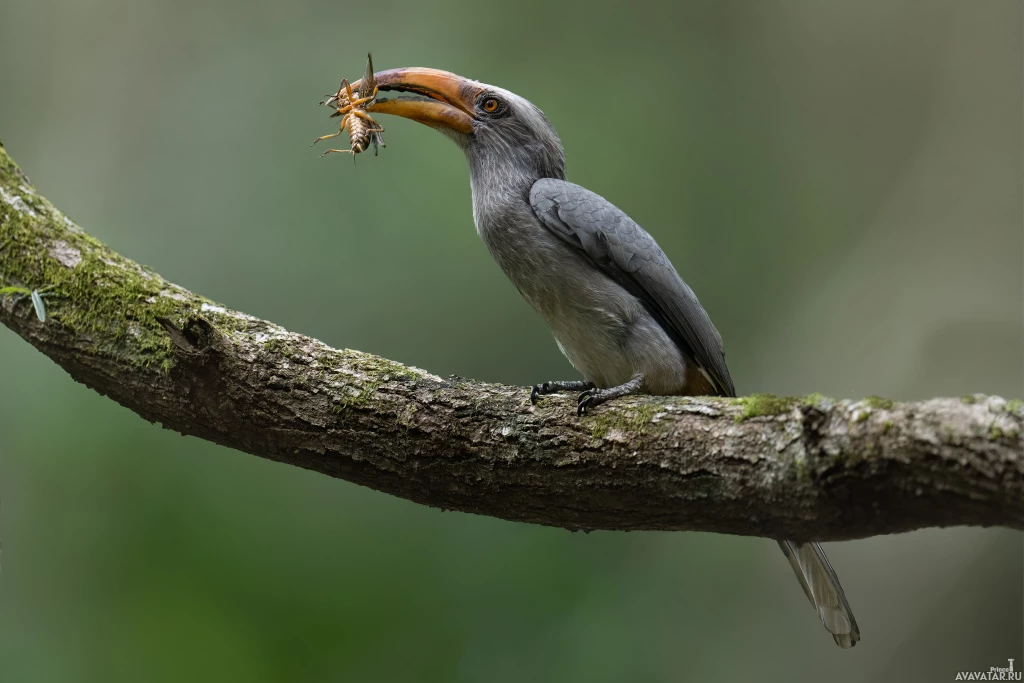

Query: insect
[
  {"left": 0, "top": 285, "right": 52, "bottom": 322},
  {"left": 315, "top": 53, "right": 385, "bottom": 159}
]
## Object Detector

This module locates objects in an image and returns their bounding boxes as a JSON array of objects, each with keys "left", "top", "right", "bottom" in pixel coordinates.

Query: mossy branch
[{"left": 2, "top": 142, "right": 1023, "bottom": 541}]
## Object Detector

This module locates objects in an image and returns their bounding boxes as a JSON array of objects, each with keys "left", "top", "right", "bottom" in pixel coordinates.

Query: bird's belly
[
  {"left": 519, "top": 267, "right": 688, "bottom": 393},
  {"left": 545, "top": 301, "right": 636, "bottom": 389},
  {"left": 482, "top": 221, "right": 689, "bottom": 393}
]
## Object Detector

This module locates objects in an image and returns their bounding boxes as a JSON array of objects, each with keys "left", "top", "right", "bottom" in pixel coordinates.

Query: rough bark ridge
[{"left": 1, "top": 142, "right": 1022, "bottom": 541}]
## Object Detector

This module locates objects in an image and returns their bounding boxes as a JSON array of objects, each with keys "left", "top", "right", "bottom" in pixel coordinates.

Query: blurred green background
[{"left": 1, "top": 0, "right": 1021, "bottom": 681}]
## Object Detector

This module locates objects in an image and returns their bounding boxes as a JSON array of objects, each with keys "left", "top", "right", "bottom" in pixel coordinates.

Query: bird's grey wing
[
  {"left": 778, "top": 540, "right": 860, "bottom": 648},
  {"left": 529, "top": 178, "right": 735, "bottom": 397}
]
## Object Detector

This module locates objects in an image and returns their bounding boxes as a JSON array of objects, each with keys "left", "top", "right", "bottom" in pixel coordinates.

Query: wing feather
[{"left": 530, "top": 178, "right": 735, "bottom": 397}]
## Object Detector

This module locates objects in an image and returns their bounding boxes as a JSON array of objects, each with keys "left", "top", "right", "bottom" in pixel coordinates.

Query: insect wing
[
  {"left": 30, "top": 289, "right": 46, "bottom": 322},
  {"left": 358, "top": 53, "right": 376, "bottom": 100}
]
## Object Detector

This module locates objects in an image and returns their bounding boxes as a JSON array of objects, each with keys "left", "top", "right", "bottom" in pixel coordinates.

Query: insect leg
[
  {"left": 313, "top": 113, "right": 353, "bottom": 146},
  {"left": 329, "top": 102, "right": 355, "bottom": 118},
  {"left": 347, "top": 86, "right": 379, "bottom": 109},
  {"left": 312, "top": 130, "right": 343, "bottom": 145},
  {"left": 342, "top": 79, "right": 358, "bottom": 106}
]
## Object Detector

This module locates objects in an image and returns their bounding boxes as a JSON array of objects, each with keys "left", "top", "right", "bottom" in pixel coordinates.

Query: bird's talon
[
  {"left": 531, "top": 382, "right": 560, "bottom": 404},
  {"left": 576, "top": 392, "right": 595, "bottom": 416}
]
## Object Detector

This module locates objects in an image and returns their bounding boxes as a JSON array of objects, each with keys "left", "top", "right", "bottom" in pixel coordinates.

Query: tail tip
[{"left": 833, "top": 632, "right": 859, "bottom": 648}]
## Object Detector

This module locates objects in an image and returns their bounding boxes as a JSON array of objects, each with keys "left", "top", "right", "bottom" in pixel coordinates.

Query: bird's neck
[
  {"left": 468, "top": 163, "right": 534, "bottom": 233},
  {"left": 466, "top": 145, "right": 563, "bottom": 235}
]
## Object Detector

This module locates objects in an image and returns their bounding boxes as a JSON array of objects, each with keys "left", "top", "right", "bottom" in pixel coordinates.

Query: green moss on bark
[
  {"left": 0, "top": 146, "right": 219, "bottom": 373},
  {"left": 733, "top": 394, "right": 798, "bottom": 421},
  {"left": 588, "top": 402, "right": 661, "bottom": 439},
  {"left": 863, "top": 396, "right": 895, "bottom": 410}
]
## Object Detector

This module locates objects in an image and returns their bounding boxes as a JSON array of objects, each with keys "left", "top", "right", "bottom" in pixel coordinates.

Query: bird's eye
[{"left": 481, "top": 97, "right": 502, "bottom": 113}]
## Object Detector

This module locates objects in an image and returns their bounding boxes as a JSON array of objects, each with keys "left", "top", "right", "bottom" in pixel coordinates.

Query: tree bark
[{"left": 1, "top": 141, "right": 1022, "bottom": 541}]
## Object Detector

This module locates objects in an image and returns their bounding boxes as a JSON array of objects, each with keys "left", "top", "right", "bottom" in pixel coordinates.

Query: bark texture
[{"left": 2, "top": 142, "right": 1022, "bottom": 541}]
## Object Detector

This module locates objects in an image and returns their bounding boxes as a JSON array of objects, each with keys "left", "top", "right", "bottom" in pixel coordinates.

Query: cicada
[{"left": 315, "top": 53, "right": 385, "bottom": 159}]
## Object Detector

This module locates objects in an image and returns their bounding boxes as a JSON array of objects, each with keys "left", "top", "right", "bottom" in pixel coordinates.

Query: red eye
[{"left": 482, "top": 97, "right": 500, "bottom": 113}]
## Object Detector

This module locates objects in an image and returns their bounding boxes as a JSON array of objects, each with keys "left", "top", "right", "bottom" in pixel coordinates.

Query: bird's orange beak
[{"left": 349, "top": 67, "right": 482, "bottom": 134}]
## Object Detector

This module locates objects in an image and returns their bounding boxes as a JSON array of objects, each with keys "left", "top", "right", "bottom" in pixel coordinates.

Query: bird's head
[{"left": 354, "top": 68, "right": 566, "bottom": 182}]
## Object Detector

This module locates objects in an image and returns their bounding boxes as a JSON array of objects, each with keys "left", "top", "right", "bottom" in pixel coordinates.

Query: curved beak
[{"left": 349, "top": 68, "right": 482, "bottom": 134}]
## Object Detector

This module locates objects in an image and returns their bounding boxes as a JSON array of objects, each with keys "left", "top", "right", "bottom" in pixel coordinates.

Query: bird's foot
[
  {"left": 577, "top": 374, "right": 644, "bottom": 416},
  {"left": 530, "top": 380, "right": 595, "bottom": 404}
]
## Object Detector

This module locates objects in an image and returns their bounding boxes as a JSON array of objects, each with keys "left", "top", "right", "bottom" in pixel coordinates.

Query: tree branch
[{"left": 1, "top": 141, "right": 1022, "bottom": 541}]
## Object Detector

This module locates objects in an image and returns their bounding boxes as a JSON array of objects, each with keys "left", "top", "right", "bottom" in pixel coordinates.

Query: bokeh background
[{"left": 1, "top": 1, "right": 1021, "bottom": 681}]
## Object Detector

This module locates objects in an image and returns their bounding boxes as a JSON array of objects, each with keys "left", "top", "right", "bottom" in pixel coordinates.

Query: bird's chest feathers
[
  {"left": 475, "top": 207, "right": 571, "bottom": 306},
  {"left": 476, "top": 207, "right": 636, "bottom": 331}
]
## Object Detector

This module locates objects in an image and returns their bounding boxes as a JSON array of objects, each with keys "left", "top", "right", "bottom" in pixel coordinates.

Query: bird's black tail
[{"left": 777, "top": 540, "right": 860, "bottom": 648}]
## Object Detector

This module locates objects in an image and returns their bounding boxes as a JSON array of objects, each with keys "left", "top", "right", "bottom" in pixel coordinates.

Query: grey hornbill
[{"left": 341, "top": 66, "right": 860, "bottom": 648}]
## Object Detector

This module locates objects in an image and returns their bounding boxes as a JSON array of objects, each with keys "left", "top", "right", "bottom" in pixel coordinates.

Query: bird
[{"left": 347, "top": 66, "right": 860, "bottom": 648}]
